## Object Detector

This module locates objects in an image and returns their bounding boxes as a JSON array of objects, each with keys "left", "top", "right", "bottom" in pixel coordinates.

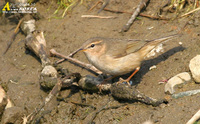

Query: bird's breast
[{"left": 85, "top": 52, "right": 142, "bottom": 75}]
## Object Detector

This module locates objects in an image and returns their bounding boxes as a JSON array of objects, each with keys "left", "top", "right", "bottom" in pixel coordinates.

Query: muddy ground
[{"left": 0, "top": 0, "right": 200, "bottom": 123}]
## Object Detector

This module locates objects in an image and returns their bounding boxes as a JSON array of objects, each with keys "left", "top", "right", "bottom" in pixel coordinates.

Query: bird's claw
[{"left": 117, "top": 78, "right": 132, "bottom": 86}]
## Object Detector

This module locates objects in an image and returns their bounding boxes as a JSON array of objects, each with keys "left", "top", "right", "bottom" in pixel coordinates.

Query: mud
[{"left": 0, "top": 0, "right": 200, "bottom": 123}]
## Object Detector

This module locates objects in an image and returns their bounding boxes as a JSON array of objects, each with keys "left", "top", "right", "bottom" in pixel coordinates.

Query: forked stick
[
  {"left": 50, "top": 49, "right": 102, "bottom": 75},
  {"left": 55, "top": 47, "right": 83, "bottom": 64},
  {"left": 121, "top": 0, "right": 149, "bottom": 32},
  {"left": 3, "top": 19, "right": 23, "bottom": 55}
]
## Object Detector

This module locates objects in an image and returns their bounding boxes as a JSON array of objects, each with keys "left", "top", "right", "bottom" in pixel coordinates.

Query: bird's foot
[{"left": 117, "top": 78, "right": 133, "bottom": 86}]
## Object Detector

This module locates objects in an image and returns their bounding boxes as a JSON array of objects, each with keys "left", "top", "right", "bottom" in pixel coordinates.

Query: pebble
[
  {"left": 5, "top": 98, "right": 14, "bottom": 109},
  {"left": 142, "top": 120, "right": 154, "bottom": 124},
  {"left": 0, "top": 85, "right": 7, "bottom": 116},
  {"left": 149, "top": 65, "right": 157, "bottom": 70},
  {"left": 41, "top": 65, "right": 58, "bottom": 78},
  {"left": 78, "top": 75, "right": 102, "bottom": 92},
  {"left": 165, "top": 72, "right": 191, "bottom": 94},
  {"left": 20, "top": 19, "right": 35, "bottom": 35},
  {"left": 1, "top": 106, "right": 25, "bottom": 124},
  {"left": 147, "top": 26, "right": 154, "bottom": 30},
  {"left": 172, "top": 89, "right": 200, "bottom": 99},
  {"left": 40, "top": 65, "right": 58, "bottom": 89},
  {"left": 189, "top": 55, "right": 200, "bottom": 83}
]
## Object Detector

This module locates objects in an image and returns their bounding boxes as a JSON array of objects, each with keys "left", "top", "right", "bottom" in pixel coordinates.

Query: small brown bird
[{"left": 77, "top": 35, "right": 177, "bottom": 84}]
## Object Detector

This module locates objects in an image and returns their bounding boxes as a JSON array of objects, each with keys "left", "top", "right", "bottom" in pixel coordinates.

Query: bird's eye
[{"left": 90, "top": 44, "right": 95, "bottom": 48}]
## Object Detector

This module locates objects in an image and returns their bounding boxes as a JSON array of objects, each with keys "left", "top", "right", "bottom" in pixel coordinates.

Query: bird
[{"left": 76, "top": 34, "right": 178, "bottom": 84}]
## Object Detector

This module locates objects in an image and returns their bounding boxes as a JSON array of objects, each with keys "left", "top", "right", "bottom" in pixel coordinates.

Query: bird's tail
[{"left": 139, "top": 34, "right": 179, "bottom": 58}]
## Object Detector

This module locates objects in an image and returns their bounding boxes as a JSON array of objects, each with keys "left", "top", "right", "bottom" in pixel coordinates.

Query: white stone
[
  {"left": 165, "top": 72, "right": 191, "bottom": 94},
  {"left": 5, "top": 98, "right": 14, "bottom": 109},
  {"left": 149, "top": 65, "right": 157, "bottom": 70},
  {"left": 41, "top": 65, "right": 58, "bottom": 78},
  {"left": 21, "top": 19, "right": 35, "bottom": 35},
  {"left": 189, "top": 55, "right": 200, "bottom": 83},
  {"left": 0, "top": 86, "right": 6, "bottom": 103},
  {"left": 0, "top": 85, "right": 7, "bottom": 115},
  {"left": 142, "top": 120, "right": 153, "bottom": 124}
]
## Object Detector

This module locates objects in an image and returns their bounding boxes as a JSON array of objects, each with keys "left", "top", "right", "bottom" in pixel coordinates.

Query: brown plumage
[{"left": 77, "top": 34, "right": 178, "bottom": 83}]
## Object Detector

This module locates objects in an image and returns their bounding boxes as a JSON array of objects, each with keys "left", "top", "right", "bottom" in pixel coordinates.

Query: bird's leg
[
  {"left": 118, "top": 67, "right": 140, "bottom": 85},
  {"left": 101, "top": 75, "right": 117, "bottom": 84},
  {"left": 126, "top": 67, "right": 140, "bottom": 82}
]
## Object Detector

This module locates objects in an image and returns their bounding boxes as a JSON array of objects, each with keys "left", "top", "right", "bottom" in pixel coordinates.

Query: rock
[
  {"left": 41, "top": 65, "right": 58, "bottom": 78},
  {"left": 40, "top": 76, "right": 58, "bottom": 90},
  {"left": 5, "top": 98, "right": 14, "bottom": 109},
  {"left": 0, "top": 85, "right": 7, "bottom": 116},
  {"left": 172, "top": 89, "right": 200, "bottom": 99},
  {"left": 1, "top": 106, "right": 25, "bottom": 124},
  {"left": 20, "top": 19, "right": 35, "bottom": 35},
  {"left": 189, "top": 55, "right": 200, "bottom": 83},
  {"left": 78, "top": 75, "right": 102, "bottom": 92},
  {"left": 78, "top": 75, "right": 111, "bottom": 92},
  {"left": 165, "top": 72, "right": 191, "bottom": 94},
  {"left": 142, "top": 120, "right": 154, "bottom": 124},
  {"left": 149, "top": 65, "right": 157, "bottom": 70},
  {"left": 40, "top": 65, "right": 58, "bottom": 89}
]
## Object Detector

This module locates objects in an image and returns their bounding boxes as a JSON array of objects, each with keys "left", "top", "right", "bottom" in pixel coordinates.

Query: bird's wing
[
  {"left": 126, "top": 39, "right": 147, "bottom": 54},
  {"left": 107, "top": 39, "right": 147, "bottom": 58}
]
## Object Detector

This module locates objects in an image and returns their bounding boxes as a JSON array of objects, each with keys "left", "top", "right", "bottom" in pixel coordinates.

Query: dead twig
[
  {"left": 81, "top": 15, "right": 117, "bottom": 19},
  {"left": 44, "top": 73, "right": 80, "bottom": 104},
  {"left": 101, "top": 103, "right": 128, "bottom": 110},
  {"left": 89, "top": 0, "right": 103, "bottom": 11},
  {"left": 70, "top": 101, "right": 96, "bottom": 109},
  {"left": 180, "top": 7, "right": 200, "bottom": 17},
  {"left": 55, "top": 47, "right": 83, "bottom": 65},
  {"left": 78, "top": 75, "right": 111, "bottom": 92},
  {"left": 103, "top": 8, "right": 132, "bottom": 14},
  {"left": 139, "top": 13, "right": 169, "bottom": 20},
  {"left": 121, "top": 0, "right": 150, "bottom": 32},
  {"left": 28, "top": 73, "right": 80, "bottom": 123},
  {"left": 111, "top": 84, "right": 167, "bottom": 106},
  {"left": 68, "top": 47, "right": 82, "bottom": 57},
  {"left": 87, "top": 98, "right": 110, "bottom": 124},
  {"left": 50, "top": 49, "right": 102, "bottom": 75},
  {"left": 97, "top": 0, "right": 109, "bottom": 13},
  {"left": 25, "top": 31, "right": 51, "bottom": 67},
  {"left": 87, "top": 98, "right": 127, "bottom": 124},
  {"left": 3, "top": 19, "right": 23, "bottom": 55},
  {"left": 187, "top": 0, "right": 191, "bottom": 5},
  {"left": 103, "top": 8, "right": 169, "bottom": 20},
  {"left": 186, "top": 109, "right": 200, "bottom": 124},
  {"left": 89, "top": 0, "right": 167, "bottom": 20},
  {"left": 27, "top": 78, "right": 62, "bottom": 123},
  {"left": 78, "top": 75, "right": 167, "bottom": 106}
]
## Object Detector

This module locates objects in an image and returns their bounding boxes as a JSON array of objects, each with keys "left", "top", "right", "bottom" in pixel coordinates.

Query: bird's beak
[
  {"left": 78, "top": 47, "right": 88, "bottom": 52},
  {"left": 77, "top": 48, "right": 86, "bottom": 52}
]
